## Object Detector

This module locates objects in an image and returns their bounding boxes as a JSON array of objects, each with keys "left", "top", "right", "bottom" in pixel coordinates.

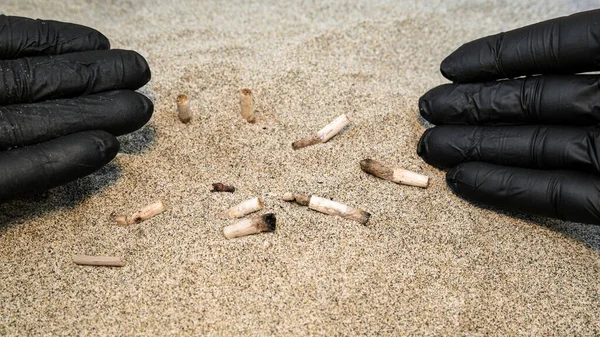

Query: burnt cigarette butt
[
  {"left": 211, "top": 183, "right": 236, "bottom": 193},
  {"left": 292, "top": 136, "right": 321, "bottom": 150},
  {"left": 292, "top": 114, "right": 350, "bottom": 150},
  {"left": 223, "top": 213, "right": 277, "bottom": 239},
  {"left": 240, "top": 88, "right": 255, "bottom": 123},
  {"left": 224, "top": 197, "right": 264, "bottom": 218},
  {"left": 73, "top": 255, "right": 125, "bottom": 267},
  {"left": 360, "top": 159, "right": 429, "bottom": 188},
  {"left": 308, "top": 195, "right": 371, "bottom": 225},
  {"left": 113, "top": 201, "right": 167, "bottom": 225},
  {"left": 177, "top": 95, "right": 191, "bottom": 123}
]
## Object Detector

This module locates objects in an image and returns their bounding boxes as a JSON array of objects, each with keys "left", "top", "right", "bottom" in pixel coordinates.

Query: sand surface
[{"left": 1, "top": 0, "right": 600, "bottom": 335}]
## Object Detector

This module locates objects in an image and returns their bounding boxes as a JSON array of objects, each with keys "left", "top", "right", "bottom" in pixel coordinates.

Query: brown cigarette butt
[
  {"left": 223, "top": 197, "right": 264, "bottom": 218},
  {"left": 177, "top": 94, "right": 191, "bottom": 123},
  {"left": 292, "top": 136, "right": 322, "bottom": 150},
  {"left": 113, "top": 201, "right": 167, "bottom": 225},
  {"left": 240, "top": 88, "right": 255, "bottom": 123},
  {"left": 308, "top": 195, "right": 371, "bottom": 225},
  {"left": 360, "top": 159, "right": 429, "bottom": 188},
  {"left": 223, "top": 213, "right": 276, "bottom": 239},
  {"left": 211, "top": 183, "right": 236, "bottom": 193},
  {"left": 72, "top": 255, "right": 125, "bottom": 267},
  {"left": 292, "top": 114, "right": 350, "bottom": 150}
]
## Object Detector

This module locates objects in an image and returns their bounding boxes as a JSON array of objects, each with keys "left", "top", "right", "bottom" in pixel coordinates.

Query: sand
[{"left": 1, "top": 0, "right": 600, "bottom": 335}]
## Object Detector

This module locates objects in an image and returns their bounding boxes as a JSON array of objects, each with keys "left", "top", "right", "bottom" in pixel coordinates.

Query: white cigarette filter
[
  {"left": 72, "top": 255, "right": 126, "bottom": 267},
  {"left": 292, "top": 114, "right": 351, "bottom": 150},
  {"left": 223, "top": 197, "right": 264, "bottom": 218},
  {"left": 223, "top": 213, "right": 277, "bottom": 239},
  {"left": 114, "top": 201, "right": 167, "bottom": 225},
  {"left": 308, "top": 195, "right": 371, "bottom": 225},
  {"left": 360, "top": 159, "right": 429, "bottom": 188},
  {"left": 316, "top": 114, "right": 351, "bottom": 143}
]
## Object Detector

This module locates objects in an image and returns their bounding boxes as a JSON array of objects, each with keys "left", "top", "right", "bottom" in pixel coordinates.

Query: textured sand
[{"left": 1, "top": 1, "right": 600, "bottom": 336}]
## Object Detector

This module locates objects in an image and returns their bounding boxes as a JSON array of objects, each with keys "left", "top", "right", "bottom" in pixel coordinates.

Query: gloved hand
[
  {"left": 418, "top": 9, "right": 600, "bottom": 225},
  {"left": 0, "top": 16, "right": 152, "bottom": 201}
]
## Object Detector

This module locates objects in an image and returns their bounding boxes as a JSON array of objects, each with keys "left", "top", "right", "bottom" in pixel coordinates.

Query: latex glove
[
  {"left": 0, "top": 16, "right": 152, "bottom": 200},
  {"left": 418, "top": 9, "right": 600, "bottom": 225}
]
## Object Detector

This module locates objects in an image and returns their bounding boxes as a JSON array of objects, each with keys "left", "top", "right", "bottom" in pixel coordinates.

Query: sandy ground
[{"left": 1, "top": 0, "right": 600, "bottom": 336}]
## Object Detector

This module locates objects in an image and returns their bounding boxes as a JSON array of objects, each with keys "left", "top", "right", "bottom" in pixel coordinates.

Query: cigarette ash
[{"left": 258, "top": 213, "right": 277, "bottom": 232}]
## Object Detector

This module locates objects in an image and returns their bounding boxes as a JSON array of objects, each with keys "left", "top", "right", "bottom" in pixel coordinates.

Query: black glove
[
  {"left": 418, "top": 9, "right": 600, "bottom": 225},
  {"left": 0, "top": 16, "right": 152, "bottom": 201}
]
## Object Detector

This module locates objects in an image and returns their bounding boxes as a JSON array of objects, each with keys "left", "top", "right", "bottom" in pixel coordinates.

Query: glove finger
[
  {"left": 0, "top": 49, "right": 150, "bottom": 105},
  {"left": 447, "top": 162, "right": 600, "bottom": 225},
  {"left": 418, "top": 125, "right": 600, "bottom": 172},
  {"left": 0, "top": 15, "right": 109, "bottom": 60},
  {"left": 420, "top": 75, "right": 600, "bottom": 126},
  {"left": 0, "top": 90, "right": 152, "bottom": 150},
  {"left": 441, "top": 9, "right": 600, "bottom": 82},
  {"left": 0, "top": 130, "right": 118, "bottom": 201}
]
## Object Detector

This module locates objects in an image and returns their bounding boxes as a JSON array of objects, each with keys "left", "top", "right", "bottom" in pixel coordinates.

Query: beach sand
[{"left": 1, "top": 0, "right": 599, "bottom": 335}]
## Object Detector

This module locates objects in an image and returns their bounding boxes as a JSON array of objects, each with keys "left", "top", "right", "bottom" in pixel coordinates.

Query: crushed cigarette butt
[
  {"left": 211, "top": 183, "right": 236, "bottom": 193},
  {"left": 113, "top": 201, "right": 167, "bottom": 225}
]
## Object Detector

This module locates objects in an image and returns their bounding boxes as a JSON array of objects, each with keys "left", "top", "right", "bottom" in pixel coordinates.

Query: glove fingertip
[
  {"left": 87, "top": 130, "right": 120, "bottom": 164},
  {"left": 417, "top": 128, "right": 433, "bottom": 159},
  {"left": 445, "top": 164, "right": 463, "bottom": 193},
  {"left": 131, "top": 50, "right": 152, "bottom": 87},
  {"left": 95, "top": 31, "right": 111, "bottom": 50},
  {"left": 418, "top": 92, "right": 434, "bottom": 123},
  {"left": 440, "top": 54, "right": 458, "bottom": 82}
]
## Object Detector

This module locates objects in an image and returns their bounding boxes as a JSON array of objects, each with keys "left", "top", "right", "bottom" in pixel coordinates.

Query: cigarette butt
[
  {"left": 177, "top": 95, "right": 191, "bottom": 123},
  {"left": 240, "top": 88, "right": 255, "bottom": 123},
  {"left": 308, "top": 195, "right": 371, "bottom": 225},
  {"left": 360, "top": 159, "right": 429, "bottom": 188},
  {"left": 223, "top": 214, "right": 276, "bottom": 239},
  {"left": 211, "top": 183, "right": 236, "bottom": 193},
  {"left": 72, "top": 255, "right": 125, "bottom": 267},
  {"left": 292, "top": 114, "right": 350, "bottom": 150},
  {"left": 281, "top": 192, "right": 295, "bottom": 201},
  {"left": 113, "top": 201, "right": 167, "bottom": 225},
  {"left": 281, "top": 193, "right": 310, "bottom": 206},
  {"left": 223, "top": 197, "right": 264, "bottom": 218}
]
